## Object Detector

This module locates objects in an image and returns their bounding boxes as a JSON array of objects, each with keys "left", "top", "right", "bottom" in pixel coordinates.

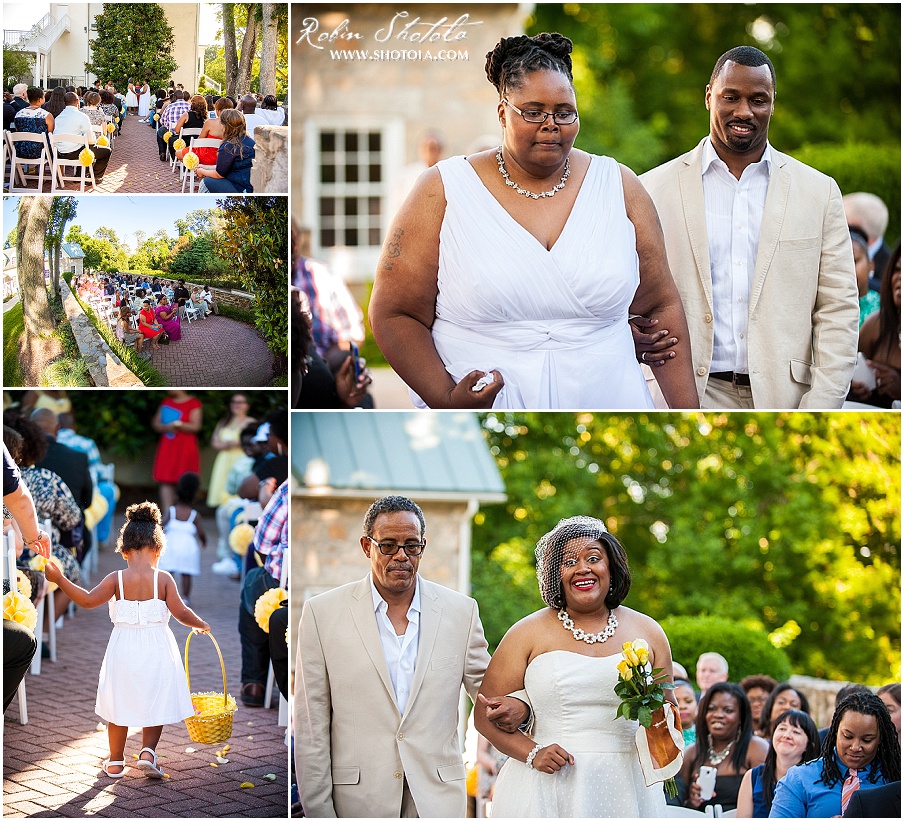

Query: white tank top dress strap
[
  {"left": 118, "top": 569, "right": 125, "bottom": 599},
  {"left": 153, "top": 567, "right": 160, "bottom": 600}
]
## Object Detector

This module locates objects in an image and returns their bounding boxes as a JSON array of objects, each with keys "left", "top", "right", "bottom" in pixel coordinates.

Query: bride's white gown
[
  {"left": 491, "top": 652, "right": 666, "bottom": 818},
  {"left": 414, "top": 154, "right": 655, "bottom": 409}
]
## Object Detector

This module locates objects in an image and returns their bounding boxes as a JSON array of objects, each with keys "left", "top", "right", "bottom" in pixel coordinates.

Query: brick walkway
[
  {"left": 148, "top": 314, "right": 275, "bottom": 387},
  {"left": 17, "top": 112, "right": 196, "bottom": 194},
  {"left": 3, "top": 514, "right": 288, "bottom": 818}
]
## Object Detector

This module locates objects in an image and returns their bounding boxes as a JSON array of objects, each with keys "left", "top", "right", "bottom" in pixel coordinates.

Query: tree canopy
[
  {"left": 529, "top": 4, "right": 901, "bottom": 174},
  {"left": 85, "top": 3, "right": 177, "bottom": 91},
  {"left": 472, "top": 413, "right": 900, "bottom": 684}
]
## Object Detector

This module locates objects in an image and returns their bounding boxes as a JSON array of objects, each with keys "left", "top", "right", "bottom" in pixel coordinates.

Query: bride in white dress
[
  {"left": 475, "top": 516, "right": 674, "bottom": 818},
  {"left": 370, "top": 33, "right": 698, "bottom": 410},
  {"left": 137, "top": 82, "right": 151, "bottom": 119},
  {"left": 125, "top": 81, "right": 138, "bottom": 113}
]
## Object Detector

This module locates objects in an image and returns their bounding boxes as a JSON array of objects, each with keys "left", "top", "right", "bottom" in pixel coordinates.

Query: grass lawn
[{"left": 3, "top": 302, "right": 24, "bottom": 385}]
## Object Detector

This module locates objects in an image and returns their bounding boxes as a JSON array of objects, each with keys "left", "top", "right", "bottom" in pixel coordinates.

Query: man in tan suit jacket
[
  {"left": 297, "top": 496, "right": 526, "bottom": 817},
  {"left": 640, "top": 46, "right": 858, "bottom": 409}
]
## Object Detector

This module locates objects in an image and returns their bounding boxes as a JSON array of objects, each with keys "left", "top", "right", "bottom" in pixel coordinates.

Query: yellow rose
[
  {"left": 636, "top": 646, "right": 649, "bottom": 666},
  {"left": 79, "top": 147, "right": 95, "bottom": 166},
  {"left": 616, "top": 659, "right": 632, "bottom": 680},
  {"left": 632, "top": 638, "right": 650, "bottom": 653},
  {"left": 623, "top": 645, "right": 640, "bottom": 667}
]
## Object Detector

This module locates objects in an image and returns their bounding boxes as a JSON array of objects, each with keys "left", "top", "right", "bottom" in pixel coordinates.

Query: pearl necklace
[
  {"left": 496, "top": 146, "right": 570, "bottom": 199},
  {"left": 706, "top": 732, "right": 737, "bottom": 766},
  {"left": 558, "top": 607, "right": 618, "bottom": 644}
]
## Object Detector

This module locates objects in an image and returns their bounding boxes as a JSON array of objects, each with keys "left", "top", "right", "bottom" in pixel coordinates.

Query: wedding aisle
[{"left": 3, "top": 513, "right": 288, "bottom": 818}]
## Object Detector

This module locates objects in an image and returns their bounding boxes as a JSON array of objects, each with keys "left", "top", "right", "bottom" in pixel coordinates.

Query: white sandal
[
  {"left": 102, "top": 759, "right": 126, "bottom": 778},
  {"left": 135, "top": 747, "right": 164, "bottom": 779}
]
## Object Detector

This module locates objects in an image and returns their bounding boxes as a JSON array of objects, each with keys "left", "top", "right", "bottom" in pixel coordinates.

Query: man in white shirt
[
  {"left": 238, "top": 95, "right": 267, "bottom": 139},
  {"left": 297, "top": 496, "right": 528, "bottom": 818},
  {"left": 641, "top": 46, "right": 858, "bottom": 409},
  {"left": 53, "top": 92, "right": 111, "bottom": 180}
]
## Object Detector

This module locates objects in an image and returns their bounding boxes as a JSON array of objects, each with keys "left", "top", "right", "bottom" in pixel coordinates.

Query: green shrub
[
  {"left": 661, "top": 615, "right": 792, "bottom": 682},
  {"left": 3, "top": 301, "right": 24, "bottom": 385},
  {"left": 790, "top": 142, "right": 900, "bottom": 247},
  {"left": 40, "top": 357, "right": 91, "bottom": 387}
]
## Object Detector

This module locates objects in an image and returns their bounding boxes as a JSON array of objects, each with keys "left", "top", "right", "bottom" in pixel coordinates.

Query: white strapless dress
[
  {"left": 491, "top": 651, "right": 667, "bottom": 818},
  {"left": 416, "top": 154, "right": 654, "bottom": 410}
]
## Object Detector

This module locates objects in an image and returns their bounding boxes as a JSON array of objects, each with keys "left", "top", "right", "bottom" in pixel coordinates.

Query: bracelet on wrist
[
  {"left": 22, "top": 530, "right": 46, "bottom": 547},
  {"left": 525, "top": 743, "right": 542, "bottom": 769}
]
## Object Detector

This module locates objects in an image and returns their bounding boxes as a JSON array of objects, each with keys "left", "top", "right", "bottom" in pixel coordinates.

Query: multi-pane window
[{"left": 318, "top": 129, "right": 383, "bottom": 249}]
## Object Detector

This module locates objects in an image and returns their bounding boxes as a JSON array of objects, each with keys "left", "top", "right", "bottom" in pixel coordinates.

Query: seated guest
[
  {"left": 157, "top": 90, "right": 190, "bottom": 161},
  {"left": 850, "top": 244, "right": 901, "bottom": 408},
  {"left": 740, "top": 675, "right": 778, "bottom": 736},
  {"left": 842, "top": 782, "right": 902, "bottom": 818},
  {"left": 150, "top": 278, "right": 163, "bottom": 295},
  {"left": 162, "top": 281, "right": 175, "bottom": 301},
  {"left": 195, "top": 96, "right": 233, "bottom": 164},
  {"left": 149, "top": 88, "right": 167, "bottom": 129},
  {"left": 736, "top": 709, "right": 819, "bottom": 817},
  {"left": 81, "top": 91, "right": 109, "bottom": 129},
  {"left": 257, "top": 94, "right": 285, "bottom": 126},
  {"left": 770, "top": 692, "right": 900, "bottom": 817},
  {"left": 876, "top": 683, "right": 900, "bottom": 741},
  {"left": 851, "top": 228, "right": 880, "bottom": 327},
  {"left": 54, "top": 91, "right": 111, "bottom": 182},
  {"left": 13, "top": 87, "right": 54, "bottom": 158},
  {"left": 190, "top": 286, "right": 212, "bottom": 316},
  {"left": 174, "top": 94, "right": 208, "bottom": 159},
  {"left": 130, "top": 287, "right": 146, "bottom": 314},
  {"left": 196, "top": 109, "right": 255, "bottom": 193},
  {"left": 115, "top": 305, "right": 148, "bottom": 359},
  {"left": 3, "top": 93, "right": 16, "bottom": 130},
  {"left": 172, "top": 280, "right": 190, "bottom": 315},
  {"left": 679, "top": 682, "right": 769, "bottom": 814},
  {"left": 98, "top": 89, "right": 121, "bottom": 135},
  {"left": 200, "top": 284, "right": 219, "bottom": 314},
  {"left": 674, "top": 678, "right": 699, "bottom": 747},
  {"left": 137, "top": 298, "right": 164, "bottom": 349},
  {"left": 155, "top": 294, "right": 182, "bottom": 342},
  {"left": 238, "top": 94, "right": 267, "bottom": 137},
  {"left": 10, "top": 83, "right": 29, "bottom": 114},
  {"left": 759, "top": 682, "right": 811, "bottom": 738},
  {"left": 42, "top": 86, "right": 67, "bottom": 118}
]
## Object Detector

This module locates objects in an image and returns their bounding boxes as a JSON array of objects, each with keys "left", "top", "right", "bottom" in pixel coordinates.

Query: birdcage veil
[{"left": 535, "top": 515, "right": 632, "bottom": 610}]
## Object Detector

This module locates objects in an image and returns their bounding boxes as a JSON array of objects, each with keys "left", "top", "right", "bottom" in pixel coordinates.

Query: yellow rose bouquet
[{"left": 614, "top": 638, "right": 683, "bottom": 797}]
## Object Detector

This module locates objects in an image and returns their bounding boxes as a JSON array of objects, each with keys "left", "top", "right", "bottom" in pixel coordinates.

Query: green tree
[
  {"left": 85, "top": 3, "right": 177, "bottom": 91},
  {"left": 529, "top": 4, "right": 900, "bottom": 172},
  {"left": 45, "top": 197, "right": 78, "bottom": 297},
  {"left": 169, "top": 235, "right": 220, "bottom": 277},
  {"left": 472, "top": 413, "right": 900, "bottom": 684},
  {"left": 215, "top": 196, "right": 287, "bottom": 371},
  {"left": 65, "top": 224, "right": 102, "bottom": 272},
  {"left": 3, "top": 46, "right": 33, "bottom": 87}
]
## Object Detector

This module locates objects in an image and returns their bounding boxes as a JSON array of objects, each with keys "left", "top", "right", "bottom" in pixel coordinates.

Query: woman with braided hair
[
  {"left": 370, "top": 33, "right": 698, "bottom": 410},
  {"left": 770, "top": 691, "right": 900, "bottom": 817},
  {"left": 474, "top": 516, "right": 674, "bottom": 816}
]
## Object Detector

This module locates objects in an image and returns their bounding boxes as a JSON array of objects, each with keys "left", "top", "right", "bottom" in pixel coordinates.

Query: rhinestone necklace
[
  {"left": 706, "top": 732, "right": 738, "bottom": 766},
  {"left": 558, "top": 607, "right": 618, "bottom": 644},
  {"left": 496, "top": 146, "right": 570, "bottom": 199}
]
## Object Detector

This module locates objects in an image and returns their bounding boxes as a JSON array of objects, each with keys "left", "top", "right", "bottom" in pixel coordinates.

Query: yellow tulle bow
[
  {"left": 228, "top": 522, "right": 255, "bottom": 555},
  {"left": 79, "top": 147, "right": 95, "bottom": 166},
  {"left": 3, "top": 591, "right": 38, "bottom": 632},
  {"left": 253, "top": 588, "right": 287, "bottom": 633}
]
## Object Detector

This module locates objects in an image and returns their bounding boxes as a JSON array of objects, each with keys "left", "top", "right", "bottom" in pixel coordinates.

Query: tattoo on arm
[{"left": 381, "top": 228, "right": 404, "bottom": 271}]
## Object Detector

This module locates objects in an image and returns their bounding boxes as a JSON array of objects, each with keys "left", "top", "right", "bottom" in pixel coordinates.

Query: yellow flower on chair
[
  {"left": 172, "top": 137, "right": 186, "bottom": 152},
  {"left": 253, "top": 587, "right": 287, "bottom": 633},
  {"left": 153, "top": 113, "right": 160, "bottom": 121},
  {"left": 79, "top": 147, "right": 95, "bottom": 166},
  {"left": 182, "top": 151, "right": 200, "bottom": 170},
  {"left": 229, "top": 522, "right": 255, "bottom": 555},
  {"left": 15, "top": 570, "right": 32, "bottom": 600},
  {"left": 163, "top": 130, "right": 172, "bottom": 143},
  {"left": 106, "top": 122, "right": 115, "bottom": 134},
  {"left": 3, "top": 590, "right": 38, "bottom": 632},
  {"left": 96, "top": 135, "right": 110, "bottom": 148}
]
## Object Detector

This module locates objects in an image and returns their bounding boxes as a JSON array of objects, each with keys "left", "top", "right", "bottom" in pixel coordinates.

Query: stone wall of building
[
  {"left": 61, "top": 279, "right": 142, "bottom": 387},
  {"left": 250, "top": 126, "right": 289, "bottom": 193}
]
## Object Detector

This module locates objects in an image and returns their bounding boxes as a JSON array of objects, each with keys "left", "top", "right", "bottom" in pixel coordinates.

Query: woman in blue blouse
[
  {"left": 195, "top": 109, "right": 255, "bottom": 193},
  {"left": 736, "top": 709, "right": 819, "bottom": 817},
  {"left": 769, "top": 692, "right": 899, "bottom": 817}
]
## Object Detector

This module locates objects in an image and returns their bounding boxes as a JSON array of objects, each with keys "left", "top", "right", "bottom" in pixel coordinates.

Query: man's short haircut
[
  {"left": 13, "top": 83, "right": 27, "bottom": 97},
  {"left": 697, "top": 651, "right": 729, "bottom": 673},
  {"left": 710, "top": 45, "right": 776, "bottom": 90},
  {"left": 64, "top": 91, "right": 80, "bottom": 106},
  {"left": 844, "top": 192, "right": 890, "bottom": 239},
  {"left": 363, "top": 496, "right": 426, "bottom": 540}
]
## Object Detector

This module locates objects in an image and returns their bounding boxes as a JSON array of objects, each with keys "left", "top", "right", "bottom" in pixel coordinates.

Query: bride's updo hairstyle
[
  {"left": 117, "top": 501, "right": 166, "bottom": 554},
  {"left": 485, "top": 32, "right": 574, "bottom": 97},
  {"left": 535, "top": 515, "right": 631, "bottom": 610}
]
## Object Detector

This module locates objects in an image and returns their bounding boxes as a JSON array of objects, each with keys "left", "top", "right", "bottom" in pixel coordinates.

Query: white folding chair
[
  {"left": 182, "top": 301, "right": 200, "bottom": 323},
  {"left": 6, "top": 131, "right": 51, "bottom": 193},
  {"left": 4, "top": 529, "right": 29, "bottom": 723},
  {"left": 49, "top": 133, "right": 97, "bottom": 193},
  {"left": 263, "top": 557, "right": 288, "bottom": 726},
  {"left": 172, "top": 127, "right": 202, "bottom": 178},
  {"left": 180, "top": 138, "right": 220, "bottom": 193}
]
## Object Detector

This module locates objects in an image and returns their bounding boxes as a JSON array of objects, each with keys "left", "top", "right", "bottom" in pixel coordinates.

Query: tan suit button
[
  {"left": 704, "top": 314, "right": 713, "bottom": 323},
  {"left": 696, "top": 367, "right": 707, "bottom": 376},
  {"left": 397, "top": 733, "right": 404, "bottom": 740},
  {"left": 394, "top": 771, "right": 403, "bottom": 779}
]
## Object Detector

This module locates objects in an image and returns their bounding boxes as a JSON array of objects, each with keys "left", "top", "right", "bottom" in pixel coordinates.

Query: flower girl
[
  {"left": 160, "top": 472, "right": 207, "bottom": 605},
  {"left": 44, "top": 502, "right": 210, "bottom": 779}
]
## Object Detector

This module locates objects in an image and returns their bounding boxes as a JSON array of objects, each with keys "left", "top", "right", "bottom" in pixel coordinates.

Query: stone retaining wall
[
  {"left": 250, "top": 125, "right": 288, "bottom": 193},
  {"left": 61, "top": 280, "right": 143, "bottom": 387}
]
